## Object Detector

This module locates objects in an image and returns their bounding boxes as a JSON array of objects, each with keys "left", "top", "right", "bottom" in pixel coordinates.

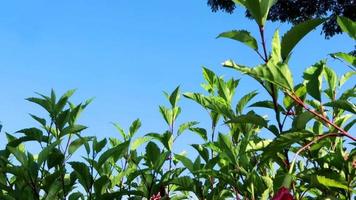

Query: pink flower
[
  {"left": 272, "top": 187, "right": 294, "bottom": 200},
  {"left": 150, "top": 192, "right": 161, "bottom": 200}
]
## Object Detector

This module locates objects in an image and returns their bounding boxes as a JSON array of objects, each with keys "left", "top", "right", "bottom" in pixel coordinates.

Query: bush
[{"left": 0, "top": 1, "right": 355, "bottom": 199}]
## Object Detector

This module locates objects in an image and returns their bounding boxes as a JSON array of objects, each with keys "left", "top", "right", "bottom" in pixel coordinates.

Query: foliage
[
  {"left": 0, "top": 1, "right": 355, "bottom": 199},
  {"left": 207, "top": 0, "right": 356, "bottom": 38}
]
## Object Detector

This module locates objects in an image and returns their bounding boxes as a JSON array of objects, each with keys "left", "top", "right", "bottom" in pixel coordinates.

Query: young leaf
[
  {"left": 337, "top": 16, "right": 356, "bottom": 39},
  {"left": 339, "top": 71, "right": 356, "bottom": 87},
  {"left": 281, "top": 18, "right": 325, "bottom": 60},
  {"left": 129, "top": 119, "right": 141, "bottom": 137},
  {"left": 217, "top": 30, "right": 258, "bottom": 51},
  {"left": 169, "top": 86, "right": 180, "bottom": 108},
  {"left": 270, "top": 29, "right": 281, "bottom": 63}
]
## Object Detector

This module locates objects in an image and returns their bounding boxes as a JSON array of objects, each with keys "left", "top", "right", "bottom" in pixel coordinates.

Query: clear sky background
[{"left": 0, "top": 1, "right": 354, "bottom": 153}]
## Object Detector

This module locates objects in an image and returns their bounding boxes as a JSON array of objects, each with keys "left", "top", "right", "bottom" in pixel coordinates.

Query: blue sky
[{"left": 0, "top": 1, "right": 354, "bottom": 153}]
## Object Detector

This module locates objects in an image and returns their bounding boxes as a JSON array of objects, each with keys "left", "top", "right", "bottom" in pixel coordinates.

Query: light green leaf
[
  {"left": 303, "top": 61, "right": 324, "bottom": 101},
  {"left": 281, "top": 19, "right": 325, "bottom": 60},
  {"left": 130, "top": 136, "right": 152, "bottom": 151},
  {"left": 330, "top": 52, "right": 356, "bottom": 67},
  {"left": 217, "top": 30, "right": 258, "bottom": 51},
  {"left": 270, "top": 29, "right": 281, "bottom": 63},
  {"left": 337, "top": 16, "right": 356, "bottom": 39},
  {"left": 177, "top": 121, "right": 199, "bottom": 136},
  {"left": 236, "top": 90, "right": 258, "bottom": 114},
  {"left": 339, "top": 71, "right": 356, "bottom": 87},
  {"left": 315, "top": 175, "right": 350, "bottom": 190},
  {"left": 223, "top": 60, "right": 294, "bottom": 91},
  {"left": 323, "top": 66, "right": 338, "bottom": 99}
]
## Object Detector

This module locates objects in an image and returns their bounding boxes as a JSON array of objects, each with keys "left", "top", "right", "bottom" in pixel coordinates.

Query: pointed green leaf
[
  {"left": 217, "top": 30, "right": 258, "bottom": 51},
  {"left": 236, "top": 90, "right": 258, "bottom": 114},
  {"left": 281, "top": 19, "right": 325, "bottom": 60},
  {"left": 337, "top": 16, "right": 356, "bottom": 39}
]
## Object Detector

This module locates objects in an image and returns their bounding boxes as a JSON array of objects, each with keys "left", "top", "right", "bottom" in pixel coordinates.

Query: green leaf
[
  {"left": 61, "top": 125, "right": 87, "bottom": 137},
  {"left": 315, "top": 175, "right": 350, "bottom": 190},
  {"left": 130, "top": 136, "right": 153, "bottom": 151},
  {"left": 68, "top": 137, "right": 91, "bottom": 155},
  {"left": 191, "top": 144, "right": 209, "bottom": 162},
  {"left": 159, "top": 106, "right": 173, "bottom": 126},
  {"left": 236, "top": 90, "right": 258, "bottom": 114},
  {"left": 188, "top": 127, "right": 208, "bottom": 141},
  {"left": 337, "top": 16, "right": 356, "bottom": 39},
  {"left": 339, "top": 71, "right": 355, "bottom": 87},
  {"left": 7, "top": 146, "right": 27, "bottom": 166},
  {"left": 174, "top": 154, "right": 194, "bottom": 172},
  {"left": 292, "top": 111, "right": 315, "bottom": 130},
  {"left": 217, "top": 30, "right": 258, "bottom": 51},
  {"left": 202, "top": 67, "right": 217, "bottom": 89},
  {"left": 270, "top": 29, "right": 281, "bottom": 63},
  {"left": 262, "top": 131, "right": 314, "bottom": 159},
  {"left": 69, "top": 162, "right": 92, "bottom": 192},
  {"left": 249, "top": 100, "right": 285, "bottom": 112},
  {"left": 330, "top": 52, "right": 356, "bottom": 67},
  {"left": 97, "top": 140, "right": 130, "bottom": 167},
  {"left": 129, "top": 119, "right": 141, "bottom": 137},
  {"left": 37, "top": 140, "right": 61, "bottom": 166},
  {"left": 177, "top": 121, "right": 199, "bottom": 136},
  {"left": 94, "top": 138, "right": 107, "bottom": 153},
  {"left": 234, "top": 0, "right": 277, "bottom": 26},
  {"left": 47, "top": 148, "right": 64, "bottom": 168},
  {"left": 145, "top": 141, "right": 161, "bottom": 168},
  {"left": 226, "top": 113, "right": 267, "bottom": 127},
  {"left": 44, "top": 180, "right": 62, "bottom": 200},
  {"left": 218, "top": 133, "right": 236, "bottom": 164},
  {"left": 323, "top": 66, "right": 338, "bottom": 99},
  {"left": 324, "top": 100, "right": 356, "bottom": 114},
  {"left": 68, "top": 192, "right": 84, "bottom": 200},
  {"left": 281, "top": 18, "right": 325, "bottom": 60},
  {"left": 223, "top": 60, "right": 294, "bottom": 91},
  {"left": 169, "top": 86, "right": 180, "bottom": 108},
  {"left": 112, "top": 122, "right": 126, "bottom": 140},
  {"left": 303, "top": 61, "right": 324, "bottom": 101}
]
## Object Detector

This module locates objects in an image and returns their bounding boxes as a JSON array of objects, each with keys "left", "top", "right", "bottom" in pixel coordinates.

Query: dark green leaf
[{"left": 324, "top": 100, "right": 356, "bottom": 114}]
